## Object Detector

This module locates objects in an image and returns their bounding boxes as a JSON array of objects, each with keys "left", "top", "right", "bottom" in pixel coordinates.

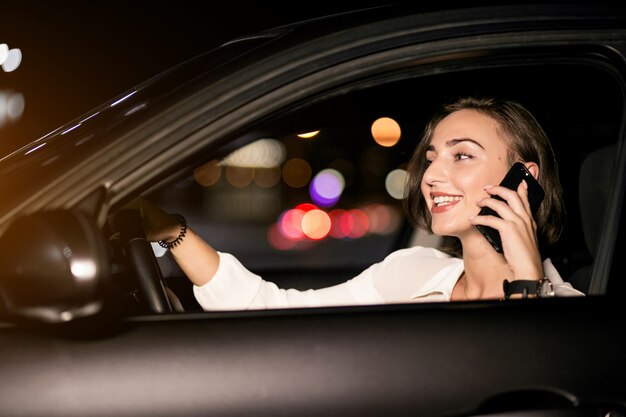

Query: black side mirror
[{"left": 0, "top": 210, "right": 110, "bottom": 323}]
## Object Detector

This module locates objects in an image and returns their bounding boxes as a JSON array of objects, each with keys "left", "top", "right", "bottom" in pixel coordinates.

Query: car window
[{"left": 146, "top": 61, "right": 623, "bottom": 310}]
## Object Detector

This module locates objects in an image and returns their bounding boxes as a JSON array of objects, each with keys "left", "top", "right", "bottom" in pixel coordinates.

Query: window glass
[{"left": 148, "top": 62, "right": 623, "bottom": 308}]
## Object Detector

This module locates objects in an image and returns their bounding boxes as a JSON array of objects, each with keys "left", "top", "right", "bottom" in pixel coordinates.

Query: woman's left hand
[
  {"left": 122, "top": 197, "right": 183, "bottom": 243},
  {"left": 469, "top": 180, "right": 544, "bottom": 280}
]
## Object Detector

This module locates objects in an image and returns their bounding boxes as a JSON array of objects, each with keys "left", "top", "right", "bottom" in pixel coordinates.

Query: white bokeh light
[
  {"left": 0, "top": 90, "right": 24, "bottom": 127},
  {"left": 385, "top": 169, "right": 408, "bottom": 200},
  {"left": 2, "top": 48, "right": 22, "bottom": 72},
  {"left": 222, "top": 139, "right": 286, "bottom": 168},
  {"left": 7, "top": 92, "right": 24, "bottom": 120},
  {"left": 0, "top": 44, "right": 8, "bottom": 66}
]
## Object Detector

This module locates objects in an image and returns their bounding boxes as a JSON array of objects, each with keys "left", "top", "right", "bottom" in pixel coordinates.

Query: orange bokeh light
[
  {"left": 193, "top": 160, "right": 221, "bottom": 187},
  {"left": 301, "top": 209, "right": 331, "bottom": 240},
  {"left": 371, "top": 117, "right": 401, "bottom": 147}
]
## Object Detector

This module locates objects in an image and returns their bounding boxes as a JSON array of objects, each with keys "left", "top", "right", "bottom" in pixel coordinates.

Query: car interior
[
  {"left": 568, "top": 143, "right": 615, "bottom": 292},
  {"left": 106, "top": 53, "right": 623, "bottom": 314}
]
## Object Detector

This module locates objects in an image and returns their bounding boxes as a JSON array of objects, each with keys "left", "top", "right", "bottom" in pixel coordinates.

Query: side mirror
[{"left": 0, "top": 210, "right": 110, "bottom": 323}]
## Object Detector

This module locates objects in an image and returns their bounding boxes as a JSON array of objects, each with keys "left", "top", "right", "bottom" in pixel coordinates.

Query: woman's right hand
[{"left": 123, "top": 197, "right": 183, "bottom": 243}]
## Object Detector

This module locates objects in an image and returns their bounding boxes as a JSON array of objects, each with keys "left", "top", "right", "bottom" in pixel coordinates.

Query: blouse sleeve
[{"left": 193, "top": 252, "right": 385, "bottom": 311}]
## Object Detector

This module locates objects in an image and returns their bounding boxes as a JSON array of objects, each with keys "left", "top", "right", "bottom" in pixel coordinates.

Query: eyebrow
[{"left": 426, "top": 137, "right": 485, "bottom": 151}]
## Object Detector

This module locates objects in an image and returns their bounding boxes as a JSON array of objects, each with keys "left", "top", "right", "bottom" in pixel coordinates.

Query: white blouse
[{"left": 193, "top": 246, "right": 583, "bottom": 311}]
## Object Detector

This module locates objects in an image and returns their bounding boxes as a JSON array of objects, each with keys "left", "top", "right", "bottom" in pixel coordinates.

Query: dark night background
[{"left": 0, "top": 1, "right": 393, "bottom": 156}]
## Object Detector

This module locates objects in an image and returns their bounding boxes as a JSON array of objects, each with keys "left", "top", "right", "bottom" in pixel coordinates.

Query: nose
[{"left": 422, "top": 158, "right": 447, "bottom": 186}]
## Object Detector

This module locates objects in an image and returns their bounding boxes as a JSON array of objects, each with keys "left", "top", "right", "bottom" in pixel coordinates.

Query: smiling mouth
[{"left": 432, "top": 195, "right": 463, "bottom": 207}]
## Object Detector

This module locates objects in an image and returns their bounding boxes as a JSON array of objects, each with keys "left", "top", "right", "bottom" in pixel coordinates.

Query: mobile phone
[{"left": 475, "top": 162, "right": 545, "bottom": 253}]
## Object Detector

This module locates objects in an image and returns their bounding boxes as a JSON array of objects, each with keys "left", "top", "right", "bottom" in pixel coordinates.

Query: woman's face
[{"left": 421, "top": 109, "right": 511, "bottom": 237}]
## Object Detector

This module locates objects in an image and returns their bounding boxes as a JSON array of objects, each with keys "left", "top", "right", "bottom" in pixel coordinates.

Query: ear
[{"left": 523, "top": 161, "right": 540, "bottom": 180}]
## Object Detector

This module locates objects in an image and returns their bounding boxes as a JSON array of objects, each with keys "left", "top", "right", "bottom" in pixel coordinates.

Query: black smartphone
[{"left": 475, "top": 162, "right": 545, "bottom": 253}]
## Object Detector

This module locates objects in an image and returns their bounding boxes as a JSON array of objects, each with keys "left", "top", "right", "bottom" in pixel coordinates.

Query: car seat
[{"left": 567, "top": 144, "right": 616, "bottom": 293}]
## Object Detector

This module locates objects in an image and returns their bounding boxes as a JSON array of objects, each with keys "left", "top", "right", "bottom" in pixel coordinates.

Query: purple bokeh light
[{"left": 309, "top": 169, "right": 344, "bottom": 207}]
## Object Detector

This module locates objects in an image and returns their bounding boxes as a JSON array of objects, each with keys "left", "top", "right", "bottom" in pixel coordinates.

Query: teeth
[{"left": 433, "top": 195, "right": 463, "bottom": 206}]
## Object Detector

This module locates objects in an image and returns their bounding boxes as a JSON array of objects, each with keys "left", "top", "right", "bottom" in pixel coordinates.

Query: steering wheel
[{"left": 111, "top": 209, "right": 176, "bottom": 313}]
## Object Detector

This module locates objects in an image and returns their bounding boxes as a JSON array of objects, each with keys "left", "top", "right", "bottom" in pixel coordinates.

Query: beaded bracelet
[{"left": 157, "top": 214, "right": 187, "bottom": 249}]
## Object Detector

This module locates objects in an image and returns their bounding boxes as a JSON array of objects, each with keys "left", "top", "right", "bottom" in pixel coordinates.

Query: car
[{"left": 0, "top": 3, "right": 625, "bottom": 416}]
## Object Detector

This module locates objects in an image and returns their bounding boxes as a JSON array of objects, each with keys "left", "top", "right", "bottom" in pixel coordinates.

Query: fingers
[
  {"left": 469, "top": 182, "right": 538, "bottom": 240},
  {"left": 479, "top": 183, "right": 533, "bottom": 222}
]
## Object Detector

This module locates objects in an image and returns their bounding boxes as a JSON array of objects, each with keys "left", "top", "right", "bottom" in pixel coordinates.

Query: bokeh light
[
  {"left": 309, "top": 168, "right": 345, "bottom": 207},
  {"left": 282, "top": 158, "right": 312, "bottom": 188},
  {"left": 385, "top": 168, "right": 407, "bottom": 199},
  {"left": 363, "top": 204, "right": 391, "bottom": 234},
  {"left": 295, "top": 203, "right": 318, "bottom": 212},
  {"left": 0, "top": 44, "right": 7, "bottom": 66},
  {"left": 222, "top": 139, "right": 286, "bottom": 168},
  {"left": 279, "top": 208, "right": 306, "bottom": 240},
  {"left": 371, "top": 117, "right": 401, "bottom": 147},
  {"left": 226, "top": 166, "right": 254, "bottom": 188},
  {"left": 297, "top": 130, "right": 320, "bottom": 139},
  {"left": 254, "top": 166, "right": 282, "bottom": 188},
  {"left": 276, "top": 203, "right": 333, "bottom": 244},
  {"left": 7, "top": 93, "right": 25, "bottom": 120},
  {"left": 329, "top": 209, "right": 349, "bottom": 238},
  {"left": 267, "top": 223, "right": 298, "bottom": 250},
  {"left": 270, "top": 201, "right": 403, "bottom": 249},
  {"left": 193, "top": 160, "right": 221, "bottom": 187},
  {"left": 363, "top": 203, "right": 402, "bottom": 235},
  {"left": 0, "top": 91, "right": 25, "bottom": 128},
  {"left": 330, "top": 209, "right": 369, "bottom": 239},
  {"left": 347, "top": 209, "right": 369, "bottom": 238},
  {"left": 1, "top": 47, "right": 21, "bottom": 72},
  {"left": 301, "top": 209, "right": 331, "bottom": 240}
]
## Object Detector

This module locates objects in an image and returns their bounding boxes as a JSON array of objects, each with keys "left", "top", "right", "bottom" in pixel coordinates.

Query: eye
[
  {"left": 454, "top": 152, "right": 472, "bottom": 161},
  {"left": 424, "top": 152, "right": 436, "bottom": 166}
]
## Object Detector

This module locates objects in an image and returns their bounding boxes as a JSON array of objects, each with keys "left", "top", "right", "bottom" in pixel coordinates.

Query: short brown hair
[{"left": 404, "top": 97, "right": 565, "bottom": 249}]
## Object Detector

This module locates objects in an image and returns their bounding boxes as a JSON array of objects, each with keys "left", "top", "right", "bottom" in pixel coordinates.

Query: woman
[{"left": 136, "top": 97, "right": 583, "bottom": 310}]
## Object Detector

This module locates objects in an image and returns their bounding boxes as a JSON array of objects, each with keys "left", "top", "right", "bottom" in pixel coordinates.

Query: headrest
[{"left": 578, "top": 144, "right": 616, "bottom": 256}]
